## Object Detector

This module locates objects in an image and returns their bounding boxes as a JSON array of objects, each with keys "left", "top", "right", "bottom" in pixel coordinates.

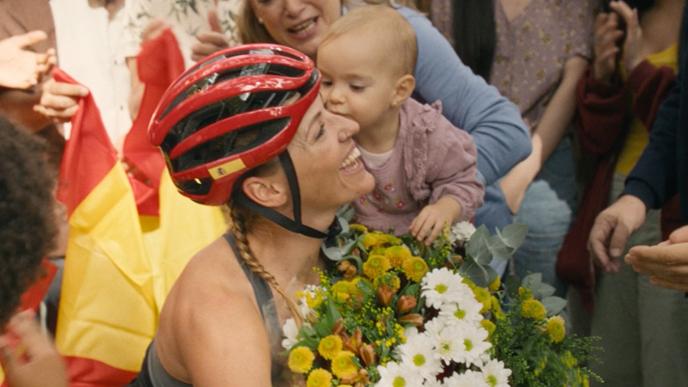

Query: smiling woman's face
[
  {"left": 249, "top": 0, "right": 342, "bottom": 57},
  {"left": 287, "top": 96, "right": 374, "bottom": 211}
]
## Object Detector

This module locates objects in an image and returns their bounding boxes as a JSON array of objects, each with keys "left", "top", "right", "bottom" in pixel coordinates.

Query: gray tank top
[{"left": 142, "top": 233, "right": 284, "bottom": 386}]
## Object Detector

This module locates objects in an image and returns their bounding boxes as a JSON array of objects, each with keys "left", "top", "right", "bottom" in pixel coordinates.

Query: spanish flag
[{"left": 52, "top": 30, "right": 226, "bottom": 386}]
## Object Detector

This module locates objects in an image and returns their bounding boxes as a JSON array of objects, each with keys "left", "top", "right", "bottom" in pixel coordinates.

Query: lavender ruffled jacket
[{"left": 353, "top": 99, "right": 485, "bottom": 235}]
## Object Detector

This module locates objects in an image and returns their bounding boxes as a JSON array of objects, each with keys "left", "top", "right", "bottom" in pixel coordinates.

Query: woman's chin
[{"left": 339, "top": 168, "right": 375, "bottom": 198}]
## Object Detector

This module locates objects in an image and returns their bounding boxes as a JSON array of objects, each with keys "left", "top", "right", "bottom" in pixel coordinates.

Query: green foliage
[
  {"left": 488, "top": 284, "right": 601, "bottom": 386},
  {"left": 288, "top": 219, "right": 601, "bottom": 386}
]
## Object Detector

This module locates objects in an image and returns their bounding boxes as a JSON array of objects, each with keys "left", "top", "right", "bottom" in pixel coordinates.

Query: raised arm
[
  {"left": 398, "top": 8, "right": 531, "bottom": 186},
  {"left": 501, "top": 56, "right": 588, "bottom": 212}
]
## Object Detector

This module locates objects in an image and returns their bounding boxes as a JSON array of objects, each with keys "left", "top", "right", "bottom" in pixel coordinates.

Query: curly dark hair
[{"left": 0, "top": 116, "right": 56, "bottom": 328}]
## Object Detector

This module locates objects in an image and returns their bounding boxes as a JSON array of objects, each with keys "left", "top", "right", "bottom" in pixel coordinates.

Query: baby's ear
[{"left": 391, "top": 74, "right": 416, "bottom": 107}]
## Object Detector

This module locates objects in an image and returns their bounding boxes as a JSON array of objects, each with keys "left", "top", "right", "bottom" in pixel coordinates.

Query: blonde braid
[{"left": 230, "top": 205, "right": 304, "bottom": 327}]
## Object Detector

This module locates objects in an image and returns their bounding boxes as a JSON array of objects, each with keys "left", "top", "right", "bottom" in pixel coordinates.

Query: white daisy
[
  {"left": 444, "top": 370, "right": 488, "bottom": 387},
  {"left": 296, "top": 285, "right": 325, "bottom": 318},
  {"left": 422, "top": 268, "right": 471, "bottom": 309},
  {"left": 454, "top": 325, "right": 491, "bottom": 367},
  {"left": 480, "top": 359, "right": 512, "bottom": 387},
  {"left": 423, "top": 377, "right": 445, "bottom": 387},
  {"left": 449, "top": 221, "right": 476, "bottom": 244},
  {"left": 398, "top": 333, "right": 443, "bottom": 379},
  {"left": 433, "top": 324, "right": 464, "bottom": 363},
  {"left": 439, "top": 297, "right": 484, "bottom": 327},
  {"left": 376, "top": 361, "right": 424, "bottom": 387},
  {"left": 281, "top": 318, "right": 299, "bottom": 350}
]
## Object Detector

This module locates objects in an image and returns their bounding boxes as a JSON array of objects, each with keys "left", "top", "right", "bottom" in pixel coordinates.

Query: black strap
[{"left": 233, "top": 151, "right": 339, "bottom": 239}]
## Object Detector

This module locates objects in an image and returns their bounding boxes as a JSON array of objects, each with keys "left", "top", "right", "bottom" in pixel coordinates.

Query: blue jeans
[{"left": 512, "top": 138, "right": 577, "bottom": 297}]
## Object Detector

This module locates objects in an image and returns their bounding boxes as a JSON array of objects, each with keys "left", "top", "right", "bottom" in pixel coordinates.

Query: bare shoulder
[{"left": 156, "top": 237, "right": 272, "bottom": 386}]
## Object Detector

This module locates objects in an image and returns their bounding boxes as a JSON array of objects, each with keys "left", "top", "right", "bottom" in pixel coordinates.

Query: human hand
[
  {"left": 33, "top": 78, "right": 88, "bottom": 122},
  {"left": 191, "top": 9, "right": 228, "bottom": 62},
  {"left": 588, "top": 194, "right": 646, "bottom": 273},
  {"left": 609, "top": 1, "right": 644, "bottom": 73},
  {"left": 592, "top": 11, "right": 624, "bottom": 83},
  {"left": 410, "top": 197, "right": 462, "bottom": 245},
  {"left": 0, "top": 31, "right": 55, "bottom": 89},
  {"left": 625, "top": 231, "right": 688, "bottom": 291},
  {"left": 0, "top": 311, "right": 67, "bottom": 387}
]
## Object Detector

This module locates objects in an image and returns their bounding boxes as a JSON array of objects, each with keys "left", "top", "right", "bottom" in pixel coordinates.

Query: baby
[{"left": 317, "top": 5, "right": 484, "bottom": 244}]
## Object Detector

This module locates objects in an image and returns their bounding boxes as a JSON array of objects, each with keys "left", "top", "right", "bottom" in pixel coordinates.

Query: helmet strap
[{"left": 234, "top": 152, "right": 339, "bottom": 240}]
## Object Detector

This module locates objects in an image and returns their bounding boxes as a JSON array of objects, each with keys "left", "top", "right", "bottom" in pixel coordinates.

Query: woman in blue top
[{"left": 193, "top": 0, "right": 532, "bottom": 228}]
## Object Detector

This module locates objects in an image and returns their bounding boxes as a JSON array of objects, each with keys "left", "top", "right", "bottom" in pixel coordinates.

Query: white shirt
[
  {"left": 50, "top": 0, "right": 132, "bottom": 152},
  {"left": 123, "top": 0, "right": 242, "bottom": 68}
]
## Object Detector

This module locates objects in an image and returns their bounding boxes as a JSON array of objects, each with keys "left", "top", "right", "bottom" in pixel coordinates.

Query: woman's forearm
[{"left": 533, "top": 55, "right": 588, "bottom": 164}]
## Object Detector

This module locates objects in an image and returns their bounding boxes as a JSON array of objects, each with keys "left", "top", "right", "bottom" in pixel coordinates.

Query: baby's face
[{"left": 317, "top": 31, "right": 400, "bottom": 134}]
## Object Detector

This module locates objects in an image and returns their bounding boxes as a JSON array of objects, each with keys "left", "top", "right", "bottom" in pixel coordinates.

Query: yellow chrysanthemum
[
  {"left": 318, "top": 335, "right": 343, "bottom": 360},
  {"left": 490, "top": 295, "right": 502, "bottom": 314},
  {"left": 383, "top": 234, "right": 402, "bottom": 245},
  {"left": 370, "top": 246, "right": 387, "bottom": 256},
  {"left": 306, "top": 368, "right": 333, "bottom": 387},
  {"left": 374, "top": 272, "right": 401, "bottom": 293},
  {"left": 349, "top": 223, "right": 368, "bottom": 233},
  {"left": 385, "top": 245, "right": 412, "bottom": 268},
  {"left": 363, "top": 254, "right": 391, "bottom": 279},
  {"left": 472, "top": 286, "right": 492, "bottom": 313},
  {"left": 288, "top": 346, "right": 315, "bottom": 374},
  {"left": 331, "top": 280, "right": 353, "bottom": 303},
  {"left": 331, "top": 350, "right": 359, "bottom": 380},
  {"left": 362, "top": 232, "right": 385, "bottom": 249},
  {"left": 546, "top": 315, "right": 566, "bottom": 343},
  {"left": 518, "top": 287, "right": 533, "bottom": 300},
  {"left": 489, "top": 276, "right": 501, "bottom": 292},
  {"left": 480, "top": 319, "right": 496, "bottom": 336},
  {"left": 521, "top": 299, "right": 546, "bottom": 320},
  {"left": 305, "top": 290, "right": 325, "bottom": 309},
  {"left": 402, "top": 256, "right": 428, "bottom": 282}
]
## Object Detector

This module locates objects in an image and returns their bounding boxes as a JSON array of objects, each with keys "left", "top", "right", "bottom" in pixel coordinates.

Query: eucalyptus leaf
[
  {"left": 487, "top": 234, "right": 513, "bottom": 261},
  {"left": 322, "top": 241, "right": 355, "bottom": 262},
  {"left": 336, "top": 204, "right": 355, "bottom": 222},
  {"left": 459, "top": 258, "right": 490, "bottom": 287},
  {"left": 466, "top": 225, "right": 490, "bottom": 257},
  {"left": 522, "top": 273, "right": 543, "bottom": 290},
  {"left": 542, "top": 296, "right": 567, "bottom": 316},
  {"left": 485, "top": 265, "right": 499, "bottom": 285},
  {"left": 535, "top": 282, "right": 556, "bottom": 299},
  {"left": 498, "top": 223, "right": 528, "bottom": 249}
]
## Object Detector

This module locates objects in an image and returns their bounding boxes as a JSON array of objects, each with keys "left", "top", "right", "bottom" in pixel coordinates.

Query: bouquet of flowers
[{"left": 282, "top": 221, "right": 598, "bottom": 386}]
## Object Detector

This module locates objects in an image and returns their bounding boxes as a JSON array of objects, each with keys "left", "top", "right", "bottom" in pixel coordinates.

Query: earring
[{"left": 258, "top": 17, "right": 265, "bottom": 24}]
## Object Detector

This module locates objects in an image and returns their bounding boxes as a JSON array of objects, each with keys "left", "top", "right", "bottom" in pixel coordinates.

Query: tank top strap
[
  {"left": 223, "top": 233, "right": 284, "bottom": 381},
  {"left": 223, "top": 233, "right": 277, "bottom": 320}
]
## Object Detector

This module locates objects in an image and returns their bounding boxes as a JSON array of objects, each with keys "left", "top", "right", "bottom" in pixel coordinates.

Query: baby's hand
[{"left": 410, "top": 197, "right": 462, "bottom": 246}]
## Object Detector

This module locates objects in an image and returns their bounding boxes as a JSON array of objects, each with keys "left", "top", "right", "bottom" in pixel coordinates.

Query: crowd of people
[{"left": 1, "top": 0, "right": 687, "bottom": 386}]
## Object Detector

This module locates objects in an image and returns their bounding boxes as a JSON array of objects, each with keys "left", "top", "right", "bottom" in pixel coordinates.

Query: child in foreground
[{"left": 316, "top": 5, "right": 484, "bottom": 244}]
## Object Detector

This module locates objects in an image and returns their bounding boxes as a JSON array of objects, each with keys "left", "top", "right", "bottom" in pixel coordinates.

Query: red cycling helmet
[{"left": 149, "top": 43, "right": 320, "bottom": 206}]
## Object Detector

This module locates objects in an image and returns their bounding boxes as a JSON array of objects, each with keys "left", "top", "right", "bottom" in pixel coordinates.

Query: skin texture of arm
[
  {"left": 500, "top": 56, "right": 588, "bottom": 212},
  {"left": 398, "top": 8, "right": 531, "bottom": 185}
]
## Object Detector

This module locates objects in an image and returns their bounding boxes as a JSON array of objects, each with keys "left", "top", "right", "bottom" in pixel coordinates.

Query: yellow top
[{"left": 616, "top": 44, "right": 678, "bottom": 175}]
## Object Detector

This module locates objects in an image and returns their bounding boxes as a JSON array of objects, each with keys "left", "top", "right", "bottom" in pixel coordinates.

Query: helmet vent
[{"left": 169, "top": 117, "right": 290, "bottom": 172}]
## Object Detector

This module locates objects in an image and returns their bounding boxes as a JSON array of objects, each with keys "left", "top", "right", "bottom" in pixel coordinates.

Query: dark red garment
[{"left": 557, "top": 61, "right": 677, "bottom": 312}]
